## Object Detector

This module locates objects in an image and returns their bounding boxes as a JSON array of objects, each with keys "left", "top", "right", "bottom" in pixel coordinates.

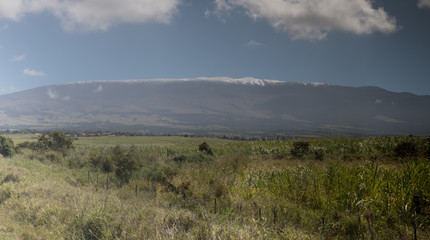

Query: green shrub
[
  {"left": 49, "top": 131, "right": 74, "bottom": 153},
  {"left": 89, "top": 148, "right": 108, "bottom": 169},
  {"left": 291, "top": 141, "right": 310, "bottom": 158},
  {"left": 0, "top": 135, "right": 15, "bottom": 158},
  {"left": 142, "top": 165, "right": 177, "bottom": 183},
  {"left": 111, "top": 146, "right": 140, "bottom": 184},
  {"left": 18, "top": 131, "right": 74, "bottom": 154}
]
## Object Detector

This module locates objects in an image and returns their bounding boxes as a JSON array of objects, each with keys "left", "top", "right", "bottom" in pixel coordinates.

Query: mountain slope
[{"left": 1, "top": 77, "right": 429, "bottom": 135}]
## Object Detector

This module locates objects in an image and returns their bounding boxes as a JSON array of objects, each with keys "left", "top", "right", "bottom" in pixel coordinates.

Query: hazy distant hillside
[{"left": 1, "top": 77, "right": 429, "bottom": 136}]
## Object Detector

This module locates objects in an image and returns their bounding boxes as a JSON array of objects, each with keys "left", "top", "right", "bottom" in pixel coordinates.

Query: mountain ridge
[{"left": 1, "top": 77, "right": 429, "bottom": 136}]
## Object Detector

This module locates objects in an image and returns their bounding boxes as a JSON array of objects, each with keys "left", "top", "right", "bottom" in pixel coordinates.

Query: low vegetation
[{"left": 0, "top": 133, "right": 429, "bottom": 239}]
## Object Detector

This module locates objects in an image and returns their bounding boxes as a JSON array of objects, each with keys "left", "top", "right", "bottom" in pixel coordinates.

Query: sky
[{"left": 0, "top": 0, "right": 429, "bottom": 95}]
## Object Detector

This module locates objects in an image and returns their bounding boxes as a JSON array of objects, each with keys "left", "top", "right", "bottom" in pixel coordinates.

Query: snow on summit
[{"left": 64, "top": 77, "right": 327, "bottom": 87}]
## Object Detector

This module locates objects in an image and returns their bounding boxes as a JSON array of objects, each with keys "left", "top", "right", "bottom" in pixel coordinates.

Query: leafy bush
[
  {"left": 18, "top": 131, "right": 73, "bottom": 154},
  {"left": 0, "top": 135, "right": 15, "bottom": 158},
  {"left": 89, "top": 148, "right": 110, "bottom": 170},
  {"left": 89, "top": 150, "right": 103, "bottom": 168},
  {"left": 291, "top": 141, "right": 310, "bottom": 158},
  {"left": 111, "top": 146, "right": 141, "bottom": 185},
  {"left": 49, "top": 131, "right": 73, "bottom": 152},
  {"left": 199, "top": 142, "right": 213, "bottom": 155},
  {"left": 394, "top": 141, "right": 418, "bottom": 158}
]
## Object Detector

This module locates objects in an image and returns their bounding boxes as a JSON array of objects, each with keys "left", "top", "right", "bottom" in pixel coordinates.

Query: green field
[
  {"left": 1, "top": 134, "right": 429, "bottom": 239},
  {"left": 74, "top": 135, "right": 234, "bottom": 146}
]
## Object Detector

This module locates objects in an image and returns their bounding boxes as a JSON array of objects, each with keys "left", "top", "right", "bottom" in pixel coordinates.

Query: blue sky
[{"left": 1, "top": 0, "right": 430, "bottom": 95}]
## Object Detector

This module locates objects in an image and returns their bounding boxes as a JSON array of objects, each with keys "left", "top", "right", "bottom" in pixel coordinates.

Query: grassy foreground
[{"left": 1, "top": 135, "right": 429, "bottom": 239}]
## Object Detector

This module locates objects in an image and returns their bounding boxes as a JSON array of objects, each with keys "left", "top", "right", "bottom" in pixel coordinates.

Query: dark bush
[
  {"left": 173, "top": 155, "right": 187, "bottom": 163},
  {"left": 1, "top": 173, "right": 19, "bottom": 184},
  {"left": 291, "top": 141, "right": 310, "bottom": 158},
  {"left": 394, "top": 141, "right": 418, "bottom": 158},
  {"left": 172, "top": 153, "right": 213, "bottom": 164},
  {"left": 0, "top": 135, "right": 15, "bottom": 158},
  {"left": 199, "top": 142, "right": 213, "bottom": 155},
  {"left": 82, "top": 216, "right": 106, "bottom": 240},
  {"left": 17, "top": 141, "right": 42, "bottom": 152},
  {"left": 213, "top": 181, "right": 227, "bottom": 198},
  {"left": 89, "top": 148, "right": 110, "bottom": 170},
  {"left": 45, "top": 151, "right": 62, "bottom": 163},
  {"left": 102, "top": 159, "right": 115, "bottom": 173},
  {"left": 342, "top": 216, "right": 362, "bottom": 239},
  {"left": 111, "top": 146, "right": 141, "bottom": 185},
  {"left": 314, "top": 148, "right": 325, "bottom": 161}
]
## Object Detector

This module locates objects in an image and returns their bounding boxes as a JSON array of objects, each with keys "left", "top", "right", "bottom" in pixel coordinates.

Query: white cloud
[
  {"left": 23, "top": 68, "right": 45, "bottom": 76},
  {"left": 0, "top": 0, "right": 180, "bottom": 31},
  {"left": 0, "top": 2, "right": 23, "bottom": 20},
  {"left": 206, "top": 0, "right": 234, "bottom": 21},
  {"left": 204, "top": 9, "right": 211, "bottom": 18},
  {"left": 47, "top": 88, "right": 58, "bottom": 99},
  {"left": 418, "top": 0, "right": 430, "bottom": 8},
  {"left": 10, "top": 54, "right": 26, "bottom": 62},
  {"left": 62, "top": 96, "right": 70, "bottom": 101},
  {"left": 94, "top": 84, "right": 103, "bottom": 93},
  {"left": 246, "top": 40, "right": 263, "bottom": 47},
  {"left": 213, "top": 0, "right": 398, "bottom": 40}
]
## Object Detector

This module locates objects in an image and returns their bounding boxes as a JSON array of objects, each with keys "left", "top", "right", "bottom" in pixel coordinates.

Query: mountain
[{"left": 1, "top": 77, "right": 430, "bottom": 136}]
